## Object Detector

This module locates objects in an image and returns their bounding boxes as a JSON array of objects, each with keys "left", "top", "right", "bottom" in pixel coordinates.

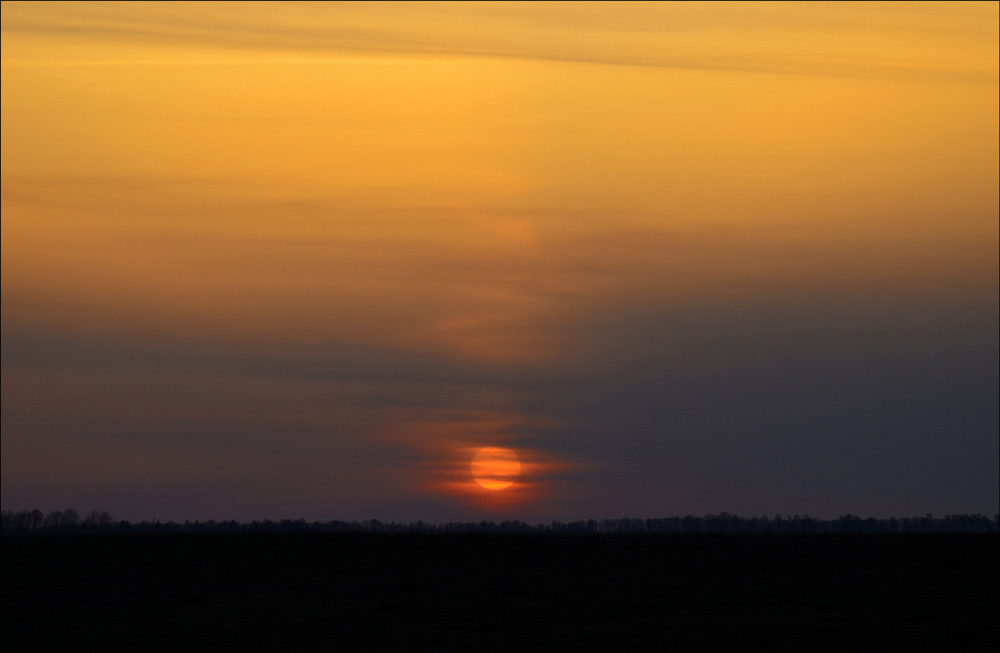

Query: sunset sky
[{"left": 2, "top": 1, "right": 997, "bottom": 523}]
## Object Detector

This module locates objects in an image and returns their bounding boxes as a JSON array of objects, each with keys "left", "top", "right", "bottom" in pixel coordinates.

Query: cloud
[
  {"left": 3, "top": 2, "right": 995, "bottom": 82},
  {"left": 513, "top": 294, "right": 999, "bottom": 517}
]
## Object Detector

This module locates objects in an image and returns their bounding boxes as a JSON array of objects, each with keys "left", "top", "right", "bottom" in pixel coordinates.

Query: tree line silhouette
[{"left": 3, "top": 509, "right": 997, "bottom": 536}]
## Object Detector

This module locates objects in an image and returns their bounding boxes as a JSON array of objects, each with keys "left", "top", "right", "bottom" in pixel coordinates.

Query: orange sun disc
[{"left": 471, "top": 447, "right": 522, "bottom": 490}]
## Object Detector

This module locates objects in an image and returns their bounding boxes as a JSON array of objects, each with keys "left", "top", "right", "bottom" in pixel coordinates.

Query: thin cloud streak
[{"left": 3, "top": 1, "right": 996, "bottom": 81}]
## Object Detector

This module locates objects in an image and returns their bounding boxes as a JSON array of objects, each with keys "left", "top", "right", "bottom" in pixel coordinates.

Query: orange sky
[{"left": 2, "top": 2, "right": 997, "bottom": 522}]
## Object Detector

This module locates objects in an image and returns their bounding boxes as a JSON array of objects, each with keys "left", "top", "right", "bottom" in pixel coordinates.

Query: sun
[{"left": 471, "top": 447, "right": 522, "bottom": 490}]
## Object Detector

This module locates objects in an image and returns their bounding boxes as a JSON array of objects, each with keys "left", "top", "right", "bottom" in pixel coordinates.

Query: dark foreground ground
[{"left": 3, "top": 534, "right": 997, "bottom": 651}]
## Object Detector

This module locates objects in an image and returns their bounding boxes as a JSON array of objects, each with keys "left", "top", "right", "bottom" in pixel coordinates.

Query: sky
[{"left": 2, "top": 1, "right": 997, "bottom": 524}]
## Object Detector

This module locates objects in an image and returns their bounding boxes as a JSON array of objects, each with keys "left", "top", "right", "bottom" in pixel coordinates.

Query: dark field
[{"left": 3, "top": 534, "right": 997, "bottom": 651}]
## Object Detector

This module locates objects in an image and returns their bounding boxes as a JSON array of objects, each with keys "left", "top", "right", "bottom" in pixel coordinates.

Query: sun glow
[{"left": 471, "top": 447, "right": 522, "bottom": 491}]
